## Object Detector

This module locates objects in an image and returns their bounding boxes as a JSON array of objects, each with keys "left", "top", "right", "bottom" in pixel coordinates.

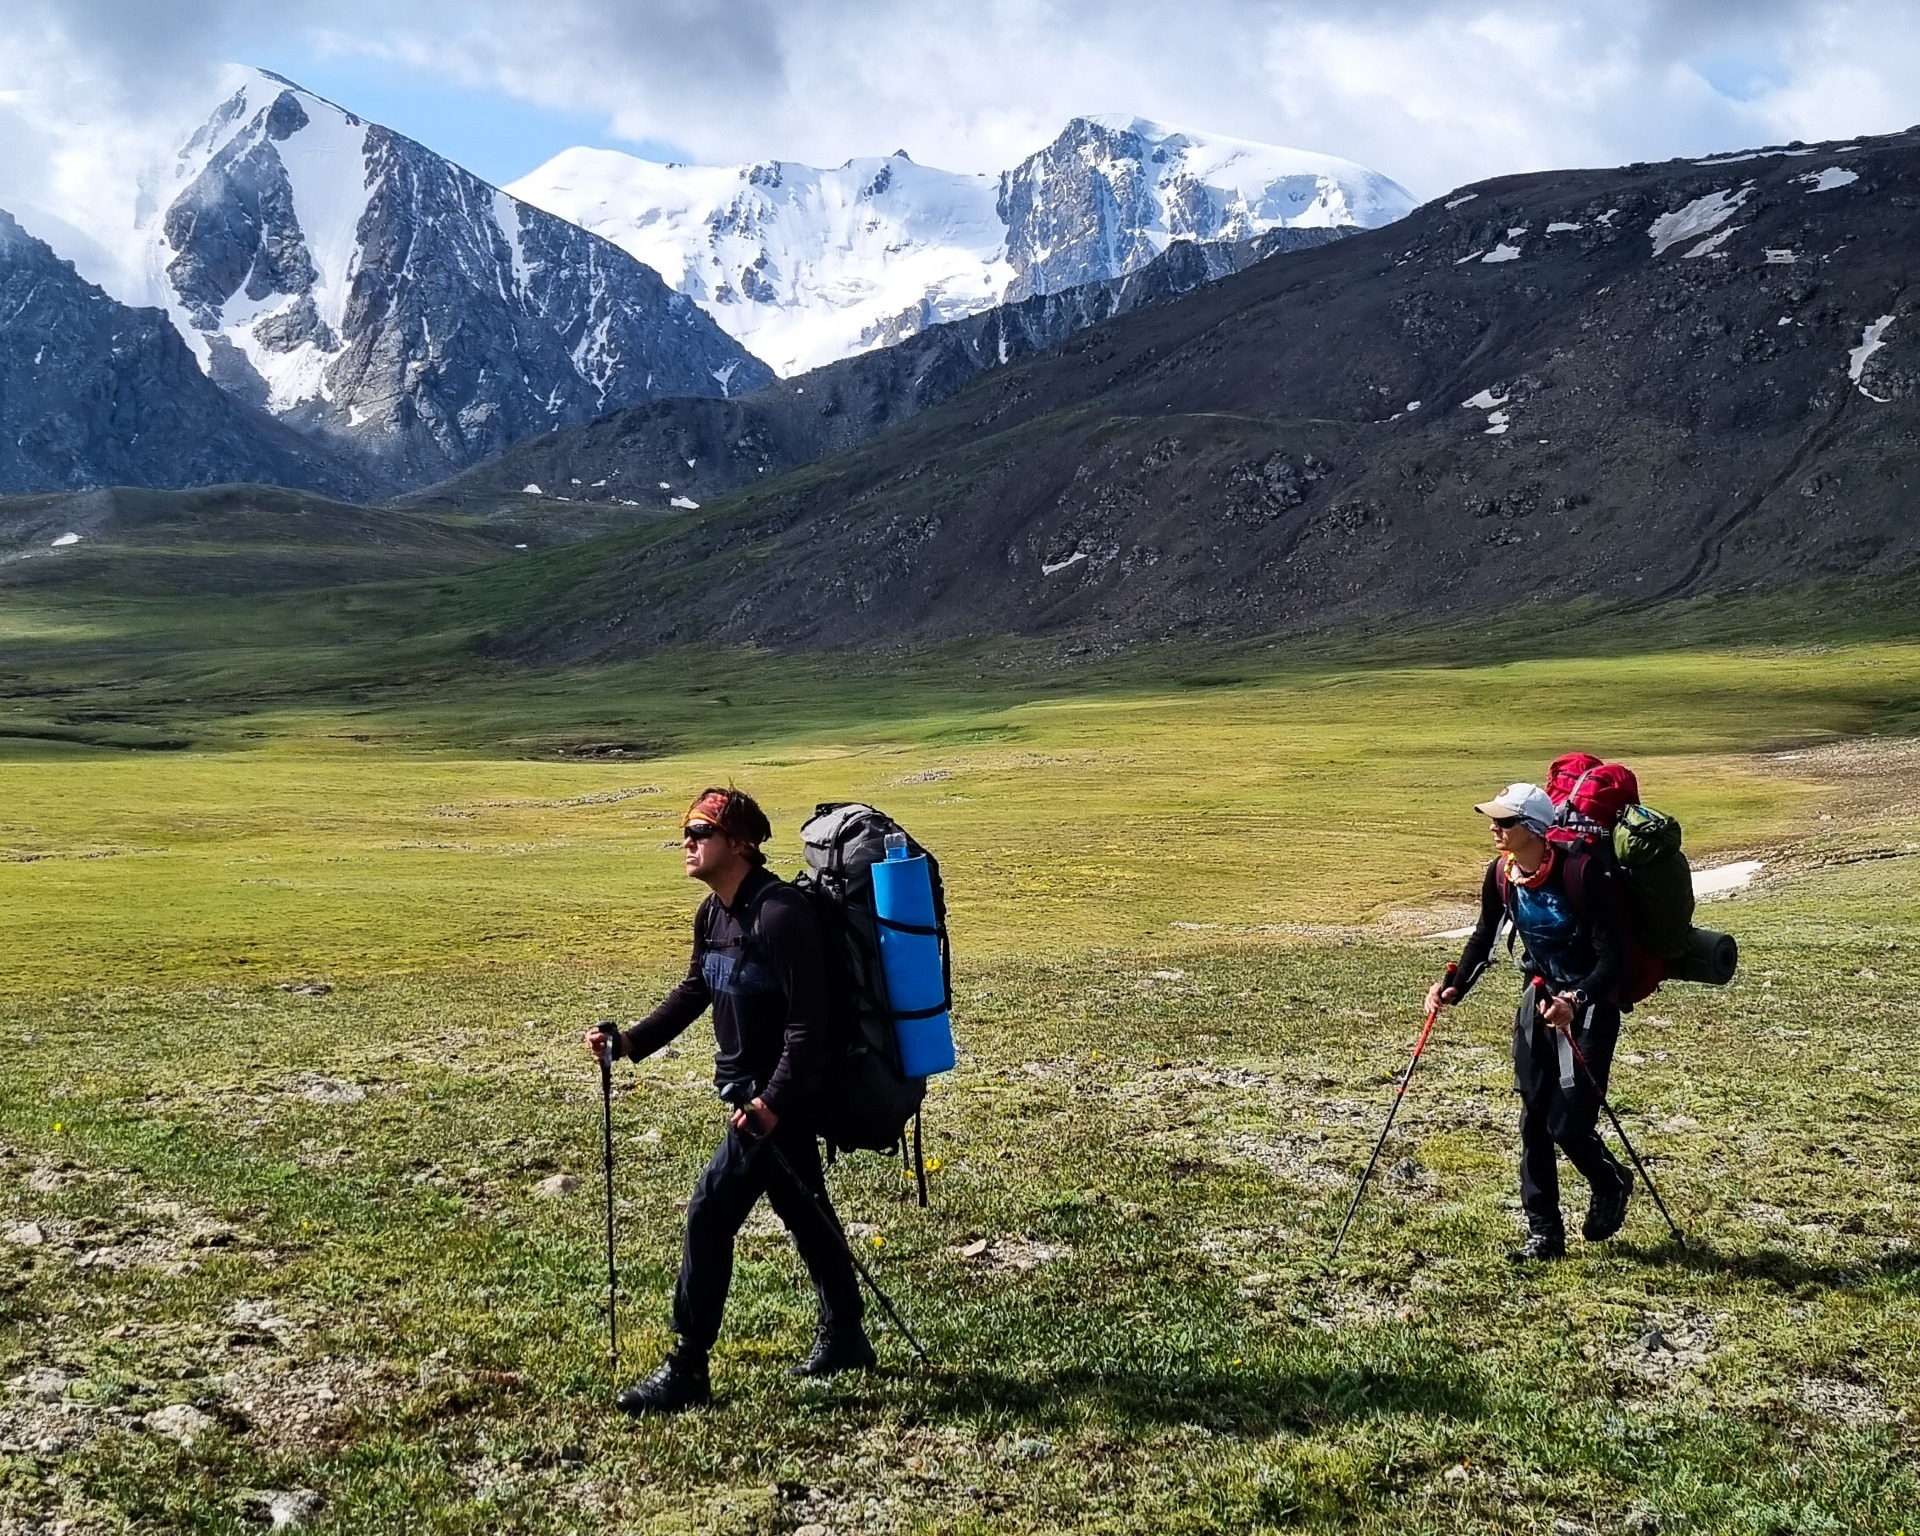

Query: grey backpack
[{"left": 792, "top": 802, "right": 949, "bottom": 1204}]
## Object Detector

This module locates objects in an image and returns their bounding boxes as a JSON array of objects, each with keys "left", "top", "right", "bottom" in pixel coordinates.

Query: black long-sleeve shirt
[
  {"left": 618, "top": 867, "right": 832, "bottom": 1115},
  {"left": 1450, "top": 851, "right": 1623, "bottom": 1004}
]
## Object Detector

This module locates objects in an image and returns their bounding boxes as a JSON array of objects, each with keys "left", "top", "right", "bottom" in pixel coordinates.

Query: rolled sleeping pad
[
  {"left": 1668, "top": 926, "right": 1738, "bottom": 986},
  {"left": 871, "top": 853, "right": 956, "bottom": 1076}
]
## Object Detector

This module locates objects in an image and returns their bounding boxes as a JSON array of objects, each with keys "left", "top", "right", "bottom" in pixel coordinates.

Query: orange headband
[{"left": 685, "top": 791, "right": 732, "bottom": 829}]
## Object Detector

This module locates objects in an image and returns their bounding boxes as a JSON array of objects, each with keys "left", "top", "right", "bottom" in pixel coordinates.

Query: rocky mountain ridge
[
  {"left": 154, "top": 71, "right": 773, "bottom": 490},
  {"left": 413, "top": 225, "right": 1351, "bottom": 514},
  {"left": 2, "top": 68, "right": 772, "bottom": 496},
  {"left": 482, "top": 126, "right": 1920, "bottom": 660},
  {"left": 0, "top": 209, "right": 364, "bottom": 498}
]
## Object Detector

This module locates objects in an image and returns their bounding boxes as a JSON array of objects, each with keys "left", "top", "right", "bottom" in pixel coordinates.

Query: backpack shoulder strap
[
  {"left": 1492, "top": 857, "right": 1520, "bottom": 957},
  {"left": 1559, "top": 843, "right": 1612, "bottom": 918},
  {"left": 734, "top": 876, "right": 786, "bottom": 956},
  {"left": 703, "top": 878, "right": 785, "bottom": 958}
]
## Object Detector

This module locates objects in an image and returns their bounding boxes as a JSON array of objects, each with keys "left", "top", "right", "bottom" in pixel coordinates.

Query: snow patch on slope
[
  {"left": 1849, "top": 315, "right": 1896, "bottom": 401},
  {"left": 1648, "top": 186, "right": 1750, "bottom": 257},
  {"left": 1800, "top": 166, "right": 1859, "bottom": 192}
]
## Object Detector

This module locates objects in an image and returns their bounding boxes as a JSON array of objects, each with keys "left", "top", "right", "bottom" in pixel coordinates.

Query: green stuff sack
[{"left": 1612, "top": 804, "right": 1696, "bottom": 960}]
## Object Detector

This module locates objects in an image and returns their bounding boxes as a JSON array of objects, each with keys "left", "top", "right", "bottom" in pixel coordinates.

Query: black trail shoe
[
  {"left": 1583, "top": 1162, "right": 1635, "bottom": 1242},
  {"left": 616, "top": 1348, "right": 711, "bottom": 1415},
  {"left": 789, "top": 1326, "right": 877, "bottom": 1379},
  {"left": 1506, "top": 1231, "right": 1567, "bottom": 1264}
]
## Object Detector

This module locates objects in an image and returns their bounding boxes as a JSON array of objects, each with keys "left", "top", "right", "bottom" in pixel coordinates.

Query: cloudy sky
[{"left": 4, "top": 0, "right": 1920, "bottom": 201}]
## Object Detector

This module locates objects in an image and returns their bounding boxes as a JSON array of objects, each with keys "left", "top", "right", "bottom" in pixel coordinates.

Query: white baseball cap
[{"left": 1473, "top": 782, "right": 1555, "bottom": 832}]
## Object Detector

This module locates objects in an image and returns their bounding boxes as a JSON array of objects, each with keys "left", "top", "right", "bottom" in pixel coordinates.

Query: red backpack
[
  {"left": 1546, "top": 754, "right": 1640, "bottom": 845},
  {"left": 1527, "top": 753, "right": 1666, "bottom": 1007}
]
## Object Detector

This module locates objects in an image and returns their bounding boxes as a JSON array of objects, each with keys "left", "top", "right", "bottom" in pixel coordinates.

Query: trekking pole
[
  {"left": 598, "top": 1038, "right": 620, "bottom": 1379},
  {"left": 1560, "top": 1026, "right": 1688, "bottom": 1250},
  {"left": 1330, "top": 964, "right": 1459, "bottom": 1262},
  {"left": 719, "top": 1086, "right": 929, "bottom": 1362}
]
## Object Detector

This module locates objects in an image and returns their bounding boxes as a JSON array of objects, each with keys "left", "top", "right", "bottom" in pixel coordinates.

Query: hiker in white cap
[{"left": 1424, "top": 782, "right": 1634, "bottom": 1262}]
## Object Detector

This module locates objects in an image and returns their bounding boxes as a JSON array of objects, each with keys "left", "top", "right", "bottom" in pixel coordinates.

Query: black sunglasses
[
  {"left": 1490, "top": 815, "right": 1523, "bottom": 830},
  {"left": 682, "top": 823, "right": 722, "bottom": 841}
]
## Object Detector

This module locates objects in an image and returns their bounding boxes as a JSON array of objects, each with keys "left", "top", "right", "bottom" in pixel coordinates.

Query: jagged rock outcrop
[{"left": 996, "top": 115, "right": 1412, "bottom": 301}]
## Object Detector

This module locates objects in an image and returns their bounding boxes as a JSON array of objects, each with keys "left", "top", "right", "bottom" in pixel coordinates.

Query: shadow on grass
[
  {"left": 1614, "top": 1238, "right": 1919, "bottom": 1293},
  {"left": 892, "top": 1358, "right": 1484, "bottom": 1435}
]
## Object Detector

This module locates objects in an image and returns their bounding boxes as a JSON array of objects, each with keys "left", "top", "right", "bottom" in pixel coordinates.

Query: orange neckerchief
[{"left": 1505, "top": 843, "right": 1556, "bottom": 891}]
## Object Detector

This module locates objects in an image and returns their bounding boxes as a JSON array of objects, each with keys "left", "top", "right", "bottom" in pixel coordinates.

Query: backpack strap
[
  {"left": 1493, "top": 858, "right": 1520, "bottom": 957},
  {"left": 1560, "top": 848, "right": 1584, "bottom": 913},
  {"left": 709, "top": 878, "right": 785, "bottom": 968}
]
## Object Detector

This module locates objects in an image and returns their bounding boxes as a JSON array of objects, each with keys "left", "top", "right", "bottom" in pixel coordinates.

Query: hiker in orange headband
[{"left": 584, "top": 787, "right": 869, "bottom": 1412}]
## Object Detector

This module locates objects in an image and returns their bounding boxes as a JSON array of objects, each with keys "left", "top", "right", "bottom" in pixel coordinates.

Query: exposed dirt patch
[
  {"left": 1614, "top": 1309, "right": 1724, "bottom": 1388},
  {"left": 220, "top": 1353, "right": 406, "bottom": 1452},
  {"left": 1215, "top": 1130, "right": 1351, "bottom": 1191},
  {"left": 1289, "top": 1283, "right": 1419, "bottom": 1331},
  {"left": 1793, "top": 1375, "right": 1900, "bottom": 1427},
  {"left": 1, "top": 1364, "right": 105, "bottom": 1459},
  {"left": 4, "top": 1189, "right": 260, "bottom": 1279},
  {"left": 950, "top": 1236, "right": 1063, "bottom": 1272}
]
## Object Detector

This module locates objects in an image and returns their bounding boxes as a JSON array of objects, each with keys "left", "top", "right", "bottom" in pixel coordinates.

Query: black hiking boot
[
  {"left": 1506, "top": 1231, "right": 1567, "bottom": 1264},
  {"left": 1583, "top": 1162, "right": 1635, "bottom": 1242},
  {"left": 616, "top": 1346, "right": 710, "bottom": 1415},
  {"left": 788, "top": 1325, "right": 877, "bottom": 1379}
]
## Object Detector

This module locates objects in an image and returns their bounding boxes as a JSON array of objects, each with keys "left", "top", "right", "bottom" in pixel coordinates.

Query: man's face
[{"left": 683, "top": 823, "right": 747, "bottom": 882}]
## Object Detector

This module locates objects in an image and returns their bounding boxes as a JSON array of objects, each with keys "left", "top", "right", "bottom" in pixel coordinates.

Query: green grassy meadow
[{"left": 0, "top": 560, "right": 1917, "bottom": 1532}]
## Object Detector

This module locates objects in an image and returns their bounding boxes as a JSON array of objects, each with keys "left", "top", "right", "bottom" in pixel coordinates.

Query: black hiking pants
[
  {"left": 1511, "top": 990, "right": 1627, "bottom": 1238},
  {"left": 671, "top": 1121, "right": 863, "bottom": 1351}
]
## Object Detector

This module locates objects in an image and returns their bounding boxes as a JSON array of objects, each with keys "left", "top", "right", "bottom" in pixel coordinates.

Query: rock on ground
[
  {"left": 145, "top": 1402, "right": 217, "bottom": 1447},
  {"left": 268, "top": 1489, "right": 326, "bottom": 1529}
]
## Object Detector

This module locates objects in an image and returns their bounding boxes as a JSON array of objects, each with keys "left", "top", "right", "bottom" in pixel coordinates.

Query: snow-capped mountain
[
  {"left": 998, "top": 115, "right": 1412, "bottom": 300},
  {"left": 2, "top": 69, "right": 771, "bottom": 492},
  {"left": 509, "top": 116, "right": 1413, "bottom": 376},
  {"left": 158, "top": 70, "right": 772, "bottom": 486},
  {"left": 508, "top": 148, "right": 1011, "bottom": 379}
]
